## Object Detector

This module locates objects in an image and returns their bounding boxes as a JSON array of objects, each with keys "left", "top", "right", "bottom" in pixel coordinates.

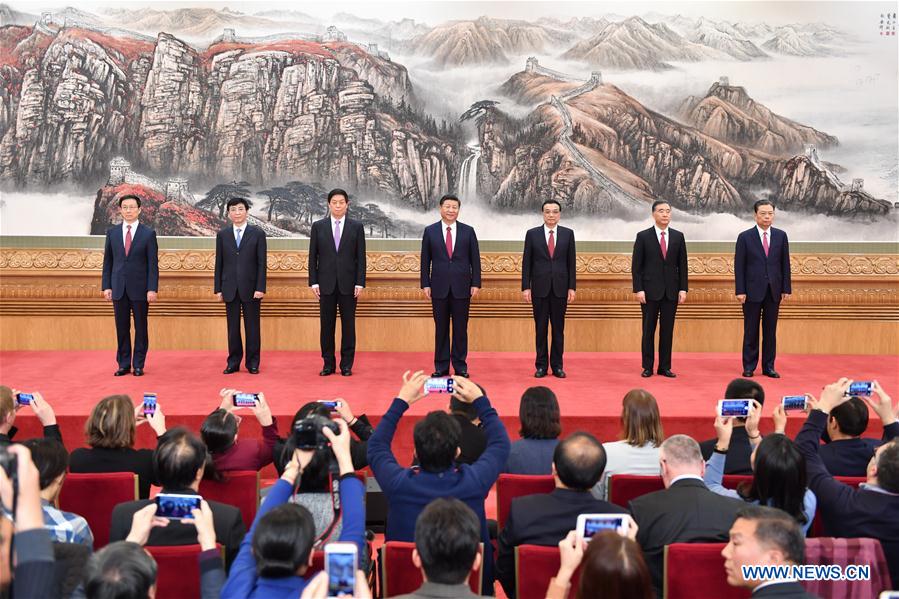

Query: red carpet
[{"left": 1, "top": 350, "right": 897, "bottom": 460}]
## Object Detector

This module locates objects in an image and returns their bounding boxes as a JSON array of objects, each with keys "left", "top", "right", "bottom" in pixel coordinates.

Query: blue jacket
[
  {"left": 101, "top": 224, "right": 159, "bottom": 300},
  {"left": 368, "top": 396, "right": 510, "bottom": 585},
  {"left": 794, "top": 410, "right": 899, "bottom": 589},
  {"left": 420, "top": 221, "right": 481, "bottom": 299},
  {"left": 220, "top": 475, "right": 365, "bottom": 599},
  {"left": 819, "top": 420, "right": 899, "bottom": 477},
  {"left": 734, "top": 226, "right": 791, "bottom": 301}
]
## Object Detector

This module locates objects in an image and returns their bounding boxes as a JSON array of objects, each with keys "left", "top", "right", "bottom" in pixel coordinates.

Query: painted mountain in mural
[
  {"left": 561, "top": 16, "right": 727, "bottom": 70},
  {"left": 0, "top": 23, "right": 462, "bottom": 210},
  {"left": 684, "top": 18, "right": 768, "bottom": 60},
  {"left": 479, "top": 66, "right": 890, "bottom": 216},
  {"left": 678, "top": 79, "right": 839, "bottom": 155}
]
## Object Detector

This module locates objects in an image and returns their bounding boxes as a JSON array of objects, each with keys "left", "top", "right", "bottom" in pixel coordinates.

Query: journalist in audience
[
  {"left": 368, "top": 371, "right": 510, "bottom": 590},
  {"left": 274, "top": 398, "right": 373, "bottom": 474},
  {"left": 630, "top": 434, "right": 744, "bottom": 598},
  {"left": 794, "top": 378, "right": 899, "bottom": 590},
  {"left": 69, "top": 394, "right": 166, "bottom": 498},
  {"left": 202, "top": 388, "right": 279, "bottom": 472},
  {"left": 393, "top": 498, "right": 487, "bottom": 599},
  {"left": 722, "top": 505, "right": 816, "bottom": 598},
  {"left": 20, "top": 438, "right": 93, "bottom": 548},
  {"left": 220, "top": 419, "right": 365, "bottom": 598},
  {"left": 504, "top": 386, "right": 561, "bottom": 475},
  {"left": 705, "top": 405, "right": 816, "bottom": 535},
  {"left": 546, "top": 528, "right": 651, "bottom": 599},
  {"left": 83, "top": 498, "right": 224, "bottom": 599},
  {"left": 815, "top": 381, "right": 899, "bottom": 476},
  {"left": 593, "top": 389, "right": 664, "bottom": 500},
  {"left": 0, "top": 388, "right": 62, "bottom": 445},
  {"left": 107, "top": 427, "right": 245, "bottom": 567},
  {"left": 700, "top": 379, "right": 766, "bottom": 474},
  {"left": 0, "top": 444, "right": 57, "bottom": 599},
  {"left": 496, "top": 431, "right": 627, "bottom": 596}
]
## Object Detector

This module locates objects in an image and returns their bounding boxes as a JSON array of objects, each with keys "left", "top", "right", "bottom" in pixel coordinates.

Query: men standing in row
[
  {"left": 102, "top": 194, "right": 159, "bottom": 377},
  {"left": 735, "top": 200, "right": 791, "bottom": 378},
  {"left": 632, "top": 200, "right": 688, "bottom": 378},
  {"left": 214, "top": 197, "right": 267, "bottom": 375},
  {"left": 421, "top": 195, "right": 481, "bottom": 377},
  {"left": 309, "top": 189, "right": 366, "bottom": 377},
  {"left": 522, "top": 200, "right": 576, "bottom": 378}
]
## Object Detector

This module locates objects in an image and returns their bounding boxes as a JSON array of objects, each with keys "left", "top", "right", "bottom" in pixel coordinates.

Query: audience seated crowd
[{"left": 0, "top": 373, "right": 897, "bottom": 599}]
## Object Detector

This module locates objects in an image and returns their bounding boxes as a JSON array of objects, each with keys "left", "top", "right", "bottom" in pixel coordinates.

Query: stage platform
[{"left": 2, "top": 350, "right": 897, "bottom": 460}]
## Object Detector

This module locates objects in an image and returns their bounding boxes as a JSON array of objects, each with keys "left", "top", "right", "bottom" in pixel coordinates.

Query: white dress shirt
[
  {"left": 543, "top": 224, "right": 558, "bottom": 247},
  {"left": 233, "top": 224, "right": 246, "bottom": 245},
  {"left": 441, "top": 221, "right": 457, "bottom": 253},
  {"left": 122, "top": 220, "right": 139, "bottom": 245},
  {"left": 756, "top": 225, "right": 772, "bottom": 248},
  {"left": 654, "top": 225, "right": 669, "bottom": 247}
]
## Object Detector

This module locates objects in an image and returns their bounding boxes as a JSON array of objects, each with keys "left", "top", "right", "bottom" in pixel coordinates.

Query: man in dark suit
[
  {"left": 101, "top": 194, "right": 159, "bottom": 377},
  {"left": 420, "top": 195, "right": 481, "bottom": 377},
  {"left": 522, "top": 200, "right": 576, "bottom": 379},
  {"left": 214, "top": 197, "right": 267, "bottom": 374},
  {"left": 699, "top": 378, "right": 766, "bottom": 475},
  {"left": 794, "top": 378, "right": 899, "bottom": 589},
  {"left": 722, "top": 506, "right": 817, "bottom": 599},
  {"left": 630, "top": 434, "right": 744, "bottom": 598},
  {"left": 495, "top": 432, "right": 627, "bottom": 597},
  {"left": 632, "top": 200, "right": 688, "bottom": 378},
  {"left": 735, "top": 200, "right": 791, "bottom": 378},
  {"left": 108, "top": 428, "right": 246, "bottom": 568},
  {"left": 309, "top": 188, "right": 366, "bottom": 377},
  {"left": 819, "top": 383, "right": 899, "bottom": 476}
]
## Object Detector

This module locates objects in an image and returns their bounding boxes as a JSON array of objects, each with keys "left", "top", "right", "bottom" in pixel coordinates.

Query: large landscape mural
[{"left": 0, "top": 1, "right": 896, "bottom": 240}]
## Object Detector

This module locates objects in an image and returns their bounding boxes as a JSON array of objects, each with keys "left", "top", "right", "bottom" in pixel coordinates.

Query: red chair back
[
  {"left": 198, "top": 470, "right": 259, "bottom": 530},
  {"left": 809, "top": 477, "right": 865, "bottom": 537},
  {"left": 803, "top": 537, "right": 892, "bottom": 598},
  {"left": 380, "top": 541, "right": 482, "bottom": 597},
  {"left": 58, "top": 472, "right": 138, "bottom": 548},
  {"left": 147, "top": 544, "right": 220, "bottom": 598},
  {"left": 496, "top": 474, "right": 555, "bottom": 530},
  {"left": 515, "top": 544, "right": 581, "bottom": 599},
  {"left": 722, "top": 475, "right": 753, "bottom": 490},
  {"left": 664, "top": 543, "right": 749, "bottom": 599},
  {"left": 608, "top": 475, "right": 664, "bottom": 508}
]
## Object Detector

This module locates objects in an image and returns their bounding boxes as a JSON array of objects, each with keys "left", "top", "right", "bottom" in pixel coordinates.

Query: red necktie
[
  {"left": 445, "top": 226, "right": 453, "bottom": 258},
  {"left": 125, "top": 225, "right": 132, "bottom": 256},
  {"left": 660, "top": 230, "right": 667, "bottom": 260},
  {"left": 548, "top": 230, "right": 555, "bottom": 258},
  {"left": 763, "top": 231, "right": 769, "bottom": 257}
]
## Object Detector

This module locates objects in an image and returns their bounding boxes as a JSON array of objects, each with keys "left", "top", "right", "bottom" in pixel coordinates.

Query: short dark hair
[
  {"left": 450, "top": 396, "right": 478, "bottom": 421},
  {"left": 201, "top": 409, "right": 240, "bottom": 455},
  {"left": 439, "top": 194, "right": 460, "bottom": 207},
  {"left": 651, "top": 200, "right": 670, "bottom": 212},
  {"left": 252, "top": 503, "right": 316, "bottom": 578},
  {"left": 413, "top": 411, "right": 461, "bottom": 473},
  {"left": 553, "top": 432, "right": 607, "bottom": 490},
  {"left": 414, "top": 498, "right": 480, "bottom": 585},
  {"left": 226, "top": 197, "right": 250, "bottom": 210},
  {"left": 153, "top": 427, "right": 209, "bottom": 489},
  {"left": 753, "top": 199, "right": 775, "bottom": 212},
  {"left": 327, "top": 188, "right": 349, "bottom": 203},
  {"left": 542, "top": 200, "right": 561, "bottom": 212},
  {"left": 877, "top": 439, "right": 899, "bottom": 493},
  {"left": 519, "top": 386, "right": 561, "bottom": 439},
  {"left": 84, "top": 541, "right": 157, "bottom": 599},
  {"left": 725, "top": 378, "right": 765, "bottom": 422},
  {"left": 736, "top": 505, "right": 805, "bottom": 565},
  {"left": 22, "top": 438, "right": 68, "bottom": 490},
  {"left": 830, "top": 397, "right": 868, "bottom": 437},
  {"left": 118, "top": 194, "right": 141, "bottom": 207},
  {"left": 578, "top": 531, "right": 653, "bottom": 599}
]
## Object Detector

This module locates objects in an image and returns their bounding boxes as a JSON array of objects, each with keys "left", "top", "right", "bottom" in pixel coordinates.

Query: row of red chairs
[
  {"left": 514, "top": 537, "right": 891, "bottom": 599},
  {"left": 496, "top": 473, "right": 866, "bottom": 534}
]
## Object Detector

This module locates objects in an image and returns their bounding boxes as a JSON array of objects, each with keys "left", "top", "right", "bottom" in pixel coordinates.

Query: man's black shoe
[{"left": 114, "top": 367, "right": 130, "bottom": 376}]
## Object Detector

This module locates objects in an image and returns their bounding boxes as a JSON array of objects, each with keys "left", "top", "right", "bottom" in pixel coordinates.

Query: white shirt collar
[
  {"left": 753, "top": 579, "right": 798, "bottom": 593},
  {"left": 123, "top": 220, "right": 138, "bottom": 230},
  {"left": 669, "top": 474, "right": 704, "bottom": 485},
  {"left": 441, "top": 220, "right": 456, "bottom": 231},
  {"left": 331, "top": 215, "right": 343, "bottom": 227},
  {"left": 544, "top": 224, "right": 557, "bottom": 233},
  {"left": 757, "top": 225, "right": 771, "bottom": 236},
  {"left": 654, "top": 225, "right": 669, "bottom": 236}
]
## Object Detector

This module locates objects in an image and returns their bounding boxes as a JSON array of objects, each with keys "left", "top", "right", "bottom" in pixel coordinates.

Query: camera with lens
[{"left": 292, "top": 415, "right": 340, "bottom": 450}]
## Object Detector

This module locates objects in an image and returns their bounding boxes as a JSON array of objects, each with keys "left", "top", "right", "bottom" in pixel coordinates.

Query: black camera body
[
  {"left": 292, "top": 415, "right": 340, "bottom": 450},
  {"left": 0, "top": 447, "right": 17, "bottom": 480}
]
